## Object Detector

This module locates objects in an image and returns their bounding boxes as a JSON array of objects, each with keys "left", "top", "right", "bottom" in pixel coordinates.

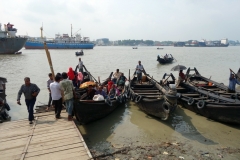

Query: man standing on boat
[
  {"left": 136, "top": 61, "right": 144, "bottom": 84},
  {"left": 17, "top": 77, "right": 40, "bottom": 124},
  {"left": 112, "top": 69, "right": 122, "bottom": 84},
  {"left": 77, "top": 58, "right": 84, "bottom": 73},
  {"left": 228, "top": 69, "right": 240, "bottom": 93},
  {"left": 60, "top": 72, "right": 76, "bottom": 121}
]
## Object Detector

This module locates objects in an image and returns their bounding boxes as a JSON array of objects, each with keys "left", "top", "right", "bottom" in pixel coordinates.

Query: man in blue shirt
[
  {"left": 95, "top": 86, "right": 107, "bottom": 98},
  {"left": 136, "top": 61, "right": 144, "bottom": 84},
  {"left": 228, "top": 69, "right": 240, "bottom": 93}
]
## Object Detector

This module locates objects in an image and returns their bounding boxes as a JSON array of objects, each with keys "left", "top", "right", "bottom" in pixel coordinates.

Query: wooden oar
[
  {"left": 44, "top": 42, "right": 55, "bottom": 79},
  {"left": 230, "top": 68, "right": 240, "bottom": 80},
  {"left": 83, "top": 65, "right": 98, "bottom": 83},
  {"left": 170, "top": 54, "right": 177, "bottom": 62}
]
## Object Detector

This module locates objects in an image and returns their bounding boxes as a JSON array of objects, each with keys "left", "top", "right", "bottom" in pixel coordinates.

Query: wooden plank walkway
[{"left": 0, "top": 112, "right": 92, "bottom": 160}]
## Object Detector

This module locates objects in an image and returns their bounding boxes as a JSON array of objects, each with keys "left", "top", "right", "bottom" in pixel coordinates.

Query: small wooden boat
[
  {"left": 15, "top": 52, "right": 22, "bottom": 54},
  {"left": 132, "top": 47, "right": 138, "bottom": 49},
  {"left": 157, "top": 47, "right": 164, "bottom": 49},
  {"left": 75, "top": 51, "right": 84, "bottom": 56},
  {"left": 73, "top": 71, "right": 127, "bottom": 124},
  {"left": 127, "top": 73, "right": 179, "bottom": 120},
  {"left": 175, "top": 68, "right": 240, "bottom": 124},
  {"left": 157, "top": 54, "right": 174, "bottom": 64}
]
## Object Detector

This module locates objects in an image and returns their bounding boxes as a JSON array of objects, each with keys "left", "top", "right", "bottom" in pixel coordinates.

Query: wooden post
[
  {"left": 98, "top": 76, "right": 100, "bottom": 84},
  {"left": 129, "top": 69, "right": 130, "bottom": 81},
  {"left": 44, "top": 42, "right": 55, "bottom": 79}
]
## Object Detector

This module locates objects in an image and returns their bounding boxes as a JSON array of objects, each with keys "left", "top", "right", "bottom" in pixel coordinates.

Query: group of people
[
  {"left": 85, "top": 69, "right": 128, "bottom": 100},
  {"left": 17, "top": 72, "right": 77, "bottom": 124}
]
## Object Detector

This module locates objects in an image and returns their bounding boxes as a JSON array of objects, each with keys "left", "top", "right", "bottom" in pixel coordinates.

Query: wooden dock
[{"left": 0, "top": 111, "right": 92, "bottom": 160}]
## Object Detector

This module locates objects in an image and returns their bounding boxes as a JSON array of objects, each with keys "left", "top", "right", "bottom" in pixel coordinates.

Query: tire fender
[
  {"left": 187, "top": 98, "right": 195, "bottom": 106},
  {"left": 131, "top": 93, "right": 135, "bottom": 101},
  {"left": 162, "top": 102, "right": 170, "bottom": 113},
  {"left": 105, "top": 98, "right": 112, "bottom": 106},
  {"left": 135, "top": 95, "right": 142, "bottom": 103},
  {"left": 197, "top": 100, "right": 205, "bottom": 109}
]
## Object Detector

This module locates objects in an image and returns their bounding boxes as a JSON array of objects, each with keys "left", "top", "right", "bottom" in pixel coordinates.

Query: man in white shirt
[
  {"left": 50, "top": 75, "right": 62, "bottom": 119},
  {"left": 136, "top": 61, "right": 144, "bottom": 84},
  {"left": 112, "top": 69, "right": 122, "bottom": 84}
]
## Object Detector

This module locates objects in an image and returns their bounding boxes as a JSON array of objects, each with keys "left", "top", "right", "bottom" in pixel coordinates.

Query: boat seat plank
[{"left": 182, "top": 94, "right": 200, "bottom": 96}]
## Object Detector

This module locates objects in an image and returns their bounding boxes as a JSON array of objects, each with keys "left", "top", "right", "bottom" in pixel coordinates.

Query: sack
[{"left": 93, "top": 94, "right": 104, "bottom": 101}]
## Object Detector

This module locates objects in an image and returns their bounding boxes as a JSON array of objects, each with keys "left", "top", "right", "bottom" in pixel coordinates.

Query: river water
[{"left": 1, "top": 46, "right": 240, "bottom": 159}]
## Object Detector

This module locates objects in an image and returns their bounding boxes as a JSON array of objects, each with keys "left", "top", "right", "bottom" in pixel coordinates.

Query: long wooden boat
[
  {"left": 73, "top": 71, "right": 127, "bottom": 124},
  {"left": 157, "top": 54, "right": 174, "bottom": 64},
  {"left": 175, "top": 68, "right": 240, "bottom": 124},
  {"left": 0, "top": 77, "right": 10, "bottom": 123},
  {"left": 127, "top": 73, "right": 179, "bottom": 120}
]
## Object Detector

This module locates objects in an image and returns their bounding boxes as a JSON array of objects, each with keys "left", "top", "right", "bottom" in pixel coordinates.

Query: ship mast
[
  {"left": 40, "top": 23, "right": 43, "bottom": 38},
  {"left": 71, "top": 24, "right": 72, "bottom": 37}
]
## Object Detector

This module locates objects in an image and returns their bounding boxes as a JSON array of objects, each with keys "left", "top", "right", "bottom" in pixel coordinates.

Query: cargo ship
[
  {"left": 24, "top": 25, "right": 95, "bottom": 49},
  {"left": 0, "top": 23, "right": 27, "bottom": 54},
  {"left": 174, "top": 39, "right": 229, "bottom": 47}
]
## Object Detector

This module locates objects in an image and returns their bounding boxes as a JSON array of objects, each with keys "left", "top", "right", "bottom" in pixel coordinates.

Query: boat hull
[
  {"left": 0, "top": 37, "right": 27, "bottom": 54},
  {"left": 157, "top": 57, "right": 174, "bottom": 64},
  {"left": 73, "top": 99, "right": 121, "bottom": 124},
  {"left": 179, "top": 98, "right": 240, "bottom": 124},
  {"left": 136, "top": 98, "right": 176, "bottom": 120},
  {"left": 24, "top": 41, "right": 94, "bottom": 49}
]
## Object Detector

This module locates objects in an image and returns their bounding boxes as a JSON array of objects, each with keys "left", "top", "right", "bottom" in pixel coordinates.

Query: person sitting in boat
[
  {"left": 77, "top": 72, "right": 83, "bottom": 88},
  {"left": 95, "top": 86, "right": 107, "bottom": 98},
  {"left": 112, "top": 69, "right": 122, "bottom": 84},
  {"left": 117, "top": 73, "right": 127, "bottom": 86},
  {"left": 86, "top": 85, "right": 96, "bottom": 100},
  {"left": 108, "top": 85, "right": 117, "bottom": 99},
  {"left": 106, "top": 78, "right": 114, "bottom": 93},
  {"left": 228, "top": 69, "right": 240, "bottom": 93}
]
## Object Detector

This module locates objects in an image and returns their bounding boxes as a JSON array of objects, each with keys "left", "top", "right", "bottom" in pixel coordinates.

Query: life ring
[
  {"left": 187, "top": 98, "right": 195, "bottom": 106},
  {"left": 105, "top": 98, "right": 112, "bottom": 106},
  {"left": 131, "top": 93, "right": 135, "bottom": 101},
  {"left": 162, "top": 102, "right": 170, "bottom": 113},
  {"left": 135, "top": 95, "right": 142, "bottom": 103},
  {"left": 197, "top": 100, "right": 205, "bottom": 109}
]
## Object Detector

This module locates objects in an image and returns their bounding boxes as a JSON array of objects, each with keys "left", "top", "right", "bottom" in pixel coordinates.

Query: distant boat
[
  {"left": 157, "top": 48, "right": 164, "bottom": 49},
  {"left": 0, "top": 23, "right": 27, "bottom": 54},
  {"left": 24, "top": 25, "right": 95, "bottom": 49},
  {"left": 75, "top": 50, "right": 84, "bottom": 56},
  {"left": 132, "top": 47, "right": 138, "bottom": 49},
  {"left": 157, "top": 54, "right": 174, "bottom": 64},
  {"left": 15, "top": 52, "right": 22, "bottom": 54}
]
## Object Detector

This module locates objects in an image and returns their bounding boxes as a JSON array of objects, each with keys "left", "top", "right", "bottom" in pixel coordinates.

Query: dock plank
[{"left": 0, "top": 110, "right": 92, "bottom": 160}]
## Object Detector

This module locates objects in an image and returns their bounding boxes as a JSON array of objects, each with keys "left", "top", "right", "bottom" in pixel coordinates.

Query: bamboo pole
[{"left": 44, "top": 42, "right": 55, "bottom": 79}]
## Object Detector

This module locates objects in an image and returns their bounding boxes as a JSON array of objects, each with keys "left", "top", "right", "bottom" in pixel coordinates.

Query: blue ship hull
[{"left": 24, "top": 41, "right": 94, "bottom": 49}]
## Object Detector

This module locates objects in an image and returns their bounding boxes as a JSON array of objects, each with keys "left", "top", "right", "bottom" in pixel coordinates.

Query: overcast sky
[{"left": 1, "top": 0, "right": 239, "bottom": 41}]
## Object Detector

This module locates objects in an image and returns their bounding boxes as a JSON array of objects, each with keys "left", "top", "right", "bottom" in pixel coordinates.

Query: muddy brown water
[{"left": 1, "top": 46, "right": 240, "bottom": 159}]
